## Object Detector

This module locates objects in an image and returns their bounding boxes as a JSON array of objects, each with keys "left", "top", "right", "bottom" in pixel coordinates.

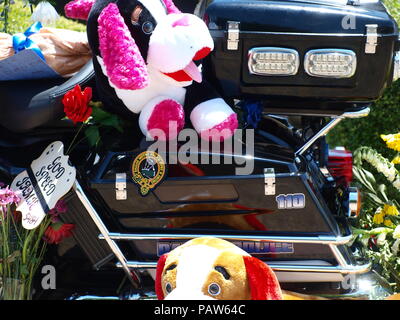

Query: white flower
[
  {"left": 394, "top": 225, "right": 400, "bottom": 239},
  {"left": 393, "top": 180, "right": 400, "bottom": 190},
  {"left": 31, "top": 1, "right": 59, "bottom": 26},
  {"left": 392, "top": 239, "right": 400, "bottom": 255},
  {"left": 377, "top": 232, "right": 387, "bottom": 246}
]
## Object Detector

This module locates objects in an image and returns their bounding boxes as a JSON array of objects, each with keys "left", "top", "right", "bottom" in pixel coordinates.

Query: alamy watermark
[
  {"left": 341, "top": 15, "right": 356, "bottom": 30},
  {"left": 145, "top": 122, "right": 256, "bottom": 176},
  {"left": 41, "top": 265, "right": 56, "bottom": 290}
]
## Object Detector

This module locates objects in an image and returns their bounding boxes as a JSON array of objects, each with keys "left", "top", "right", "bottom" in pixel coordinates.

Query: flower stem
[{"left": 66, "top": 123, "right": 85, "bottom": 155}]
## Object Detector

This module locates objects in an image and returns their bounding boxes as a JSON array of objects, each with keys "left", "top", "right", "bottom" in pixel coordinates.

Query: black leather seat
[{"left": 0, "top": 60, "right": 95, "bottom": 133}]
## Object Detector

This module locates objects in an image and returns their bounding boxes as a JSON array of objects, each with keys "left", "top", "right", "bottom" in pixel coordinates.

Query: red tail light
[{"left": 327, "top": 147, "right": 353, "bottom": 186}]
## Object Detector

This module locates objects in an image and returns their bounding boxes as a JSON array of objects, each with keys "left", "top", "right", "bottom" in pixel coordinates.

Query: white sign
[{"left": 11, "top": 141, "right": 76, "bottom": 229}]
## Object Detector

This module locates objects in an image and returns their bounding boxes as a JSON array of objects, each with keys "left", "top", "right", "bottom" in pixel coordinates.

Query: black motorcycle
[{"left": 0, "top": 0, "right": 399, "bottom": 299}]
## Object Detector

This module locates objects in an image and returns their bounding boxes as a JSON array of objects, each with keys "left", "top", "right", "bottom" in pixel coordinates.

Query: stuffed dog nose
[{"left": 193, "top": 47, "right": 212, "bottom": 60}]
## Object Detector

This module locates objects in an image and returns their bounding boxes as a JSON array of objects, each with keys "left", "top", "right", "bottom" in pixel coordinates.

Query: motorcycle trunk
[
  {"left": 201, "top": 0, "right": 399, "bottom": 113},
  {"left": 57, "top": 117, "right": 367, "bottom": 286}
]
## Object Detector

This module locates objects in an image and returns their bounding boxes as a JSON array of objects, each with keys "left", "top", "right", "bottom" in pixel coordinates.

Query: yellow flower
[
  {"left": 381, "top": 134, "right": 400, "bottom": 152},
  {"left": 392, "top": 156, "right": 400, "bottom": 165},
  {"left": 373, "top": 211, "right": 385, "bottom": 224},
  {"left": 383, "top": 204, "right": 399, "bottom": 216},
  {"left": 384, "top": 219, "right": 394, "bottom": 227}
]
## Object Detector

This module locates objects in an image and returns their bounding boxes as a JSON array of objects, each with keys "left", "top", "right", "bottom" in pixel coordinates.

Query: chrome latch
[
  {"left": 365, "top": 24, "right": 378, "bottom": 54},
  {"left": 115, "top": 173, "right": 127, "bottom": 200},
  {"left": 264, "top": 168, "right": 276, "bottom": 196},
  {"left": 227, "top": 21, "right": 240, "bottom": 51}
]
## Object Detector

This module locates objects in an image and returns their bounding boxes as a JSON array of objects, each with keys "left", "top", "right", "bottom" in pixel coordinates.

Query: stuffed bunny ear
[
  {"left": 243, "top": 256, "right": 283, "bottom": 300},
  {"left": 64, "top": 0, "right": 95, "bottom": 20},
  {"left": 155, "top": 254, "right": 168, "bottom": 300},
  {"left": 98, "top": 3, "right": 149, "bottom": 90}
]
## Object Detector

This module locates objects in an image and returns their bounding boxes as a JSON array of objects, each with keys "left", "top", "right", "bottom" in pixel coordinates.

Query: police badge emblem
[{"left": 131, "top": 151, "right": 166, "bottom": 196}]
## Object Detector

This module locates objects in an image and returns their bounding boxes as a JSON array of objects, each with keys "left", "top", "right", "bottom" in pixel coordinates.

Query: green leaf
[
  {"left": 101, "top": 115, "right": 123, "bottom": 133},
  {"left": 84, "top": 126, "right": 100, "bottom": 147},
  {"left": 353, "top": 167, "right": 376, "bottom": 193},
  {"left": 364, "top": 192, "right": 384, "bottom": 206},
  {"left": 377, "top": 184, "right": 389, "bottom": 202},
  {"left": 363, "top": 168, "right": 377, "bottom": 185},
  {"left": 91, "top": 107, "right": 123, "bottom": 133},
  {"left": 20, "top": 264, "right": 29, "bottom": 277},
  {"left": 91, "top": 107, "right": 111, "bottom": 122}
]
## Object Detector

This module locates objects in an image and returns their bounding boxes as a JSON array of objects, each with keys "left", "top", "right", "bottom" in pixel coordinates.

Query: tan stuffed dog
[{"left": 155, "top": 237, "right": 283, "bottom": 300}]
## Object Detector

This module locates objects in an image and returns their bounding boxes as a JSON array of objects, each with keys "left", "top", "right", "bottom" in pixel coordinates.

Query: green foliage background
[
  {"left": 0, "top": 0, "right": 85, "bottom": 33},
  {"left": 327, "top": 0, "right": 400, "bottom": 158}
]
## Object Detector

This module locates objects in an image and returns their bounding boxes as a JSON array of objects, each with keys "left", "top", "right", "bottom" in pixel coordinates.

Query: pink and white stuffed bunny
[{"left": 65, "top": 0, "right": 238, "bottom": 141}]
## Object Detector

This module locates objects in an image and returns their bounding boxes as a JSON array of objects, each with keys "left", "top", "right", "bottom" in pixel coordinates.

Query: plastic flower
[
  {"left": 373, "top": 209, "right": 385, "bottom": 224},
  {"left": 373, "top": 204, "right": 399, "bottom": 226},
  {"left": 381, "top": 133, "right": 400, "bottom": 152},
  {"left": 62, "top": 84, "right": 93, "bottom": 124},
  {"left": 384, "top": 219, "right": 394, "bottom": 227},
  {"left": 43, "top": 222, "right": 74, "bottom": 244},
  {"left": 392, "top": 156, "right": 400, "bottom": 164},
  {"left": 48, "top": 199, "right": 68, "bottom": 222},
  {"left": 382, "top": 204, "right": 399, "bottom": 216},
  {"left": 0, "top": 186, "right": 20, "bottom": 206},
  {"left": 391, "top": 239, "right": 400, "bottom": 255},
  {"left": 242, "top": 101, "right": 263, "bottom": 128}
]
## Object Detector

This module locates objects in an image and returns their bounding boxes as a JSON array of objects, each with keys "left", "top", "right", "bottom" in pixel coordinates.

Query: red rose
[
  {"left": 62, "top": 85, "right": 93, "bottom": 124},
  {"left": 44, "top": 222, "right": 75, "bottom": 244}
]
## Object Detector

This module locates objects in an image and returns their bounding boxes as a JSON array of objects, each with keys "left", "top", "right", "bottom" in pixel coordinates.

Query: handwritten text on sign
[{"left": 11, "top": 141, "right": 76, "bottom": 229}]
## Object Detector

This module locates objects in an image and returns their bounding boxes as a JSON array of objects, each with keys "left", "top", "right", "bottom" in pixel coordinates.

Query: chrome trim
[
  {"left": 295, "top": 117, "right": 344, "bottom": 157},
  {"left": 248, "top": 47, "right": 299, "bottom": 76},
  {"left": 341, "top": 107, "right": 371, "bottom": 119},
  {"left": 276, "top": 271, "right": 344, "bottom": 283},
  {"left": 99, "top": 232, "right": 353, "bottom": 245},
  {"left": 329, "top": 244, "right": 349, "bottom": 268},
  {"left": 394, "top": 51, "right": 400, "bottom": 82},
  {"left": 117, "top": 261, "right": 371, "bottom": 275},
  {"left": 92, "top": 253, "right": 114, "bottom": 270},
  {"left": 347, "top": 187, "right": 360, "bottom": 218},
  {"left": 295, "top": 106, "right": 370, "bottom": 156},
  {"left": 73, "top": 171, "right": 371, "bottom": 284},
  {"left": 73, "top": 181, "right": 138, "bottom": 287},
  {"left": 211, "top": 30, "right": 366, "bottom": 37},
  {"left": 304, "top": 49, "right": 357, "bottom": 78},
  {"left": 69, "top": 295, "right": 120, "bottom": 300}
]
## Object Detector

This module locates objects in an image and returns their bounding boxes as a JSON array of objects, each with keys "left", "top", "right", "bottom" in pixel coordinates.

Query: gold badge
[{"left": 131, "top": 151, "right": 166, "bottom": 196}]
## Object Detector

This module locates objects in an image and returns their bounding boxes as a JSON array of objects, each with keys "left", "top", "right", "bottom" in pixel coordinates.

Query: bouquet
[
  {"left": 0, "top": 183, "right": 74, "bottom": 300},
  {"left": 352, "top": 134, "right": 400, "bottom": 293}
]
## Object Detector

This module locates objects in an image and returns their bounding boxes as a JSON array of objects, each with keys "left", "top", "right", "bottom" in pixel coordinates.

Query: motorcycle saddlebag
[{"left": 201, "top": 0, "right": 400, "bottom": 111}]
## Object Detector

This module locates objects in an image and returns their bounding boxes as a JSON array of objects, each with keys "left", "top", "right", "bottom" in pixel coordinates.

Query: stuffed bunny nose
[{"left": 172, "top": 15, "right": 190, "bottom": 28}]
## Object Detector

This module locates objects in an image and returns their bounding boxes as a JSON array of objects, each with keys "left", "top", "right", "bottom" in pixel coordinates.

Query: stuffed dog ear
[
  {"left": 243, "top": 256, "right": 283, "bottom": 300},
  {"left": 65, "top": 0, "right": 95, "bottom": 20},
  {"left": 162, "top": 0, "right": 182, "bottom": 14},
  {"left": 98, "top": 3, "right": 149, "bottom": 90},
  {"left": 155, "top": 253, "right": 168, "bottom": 300}
]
